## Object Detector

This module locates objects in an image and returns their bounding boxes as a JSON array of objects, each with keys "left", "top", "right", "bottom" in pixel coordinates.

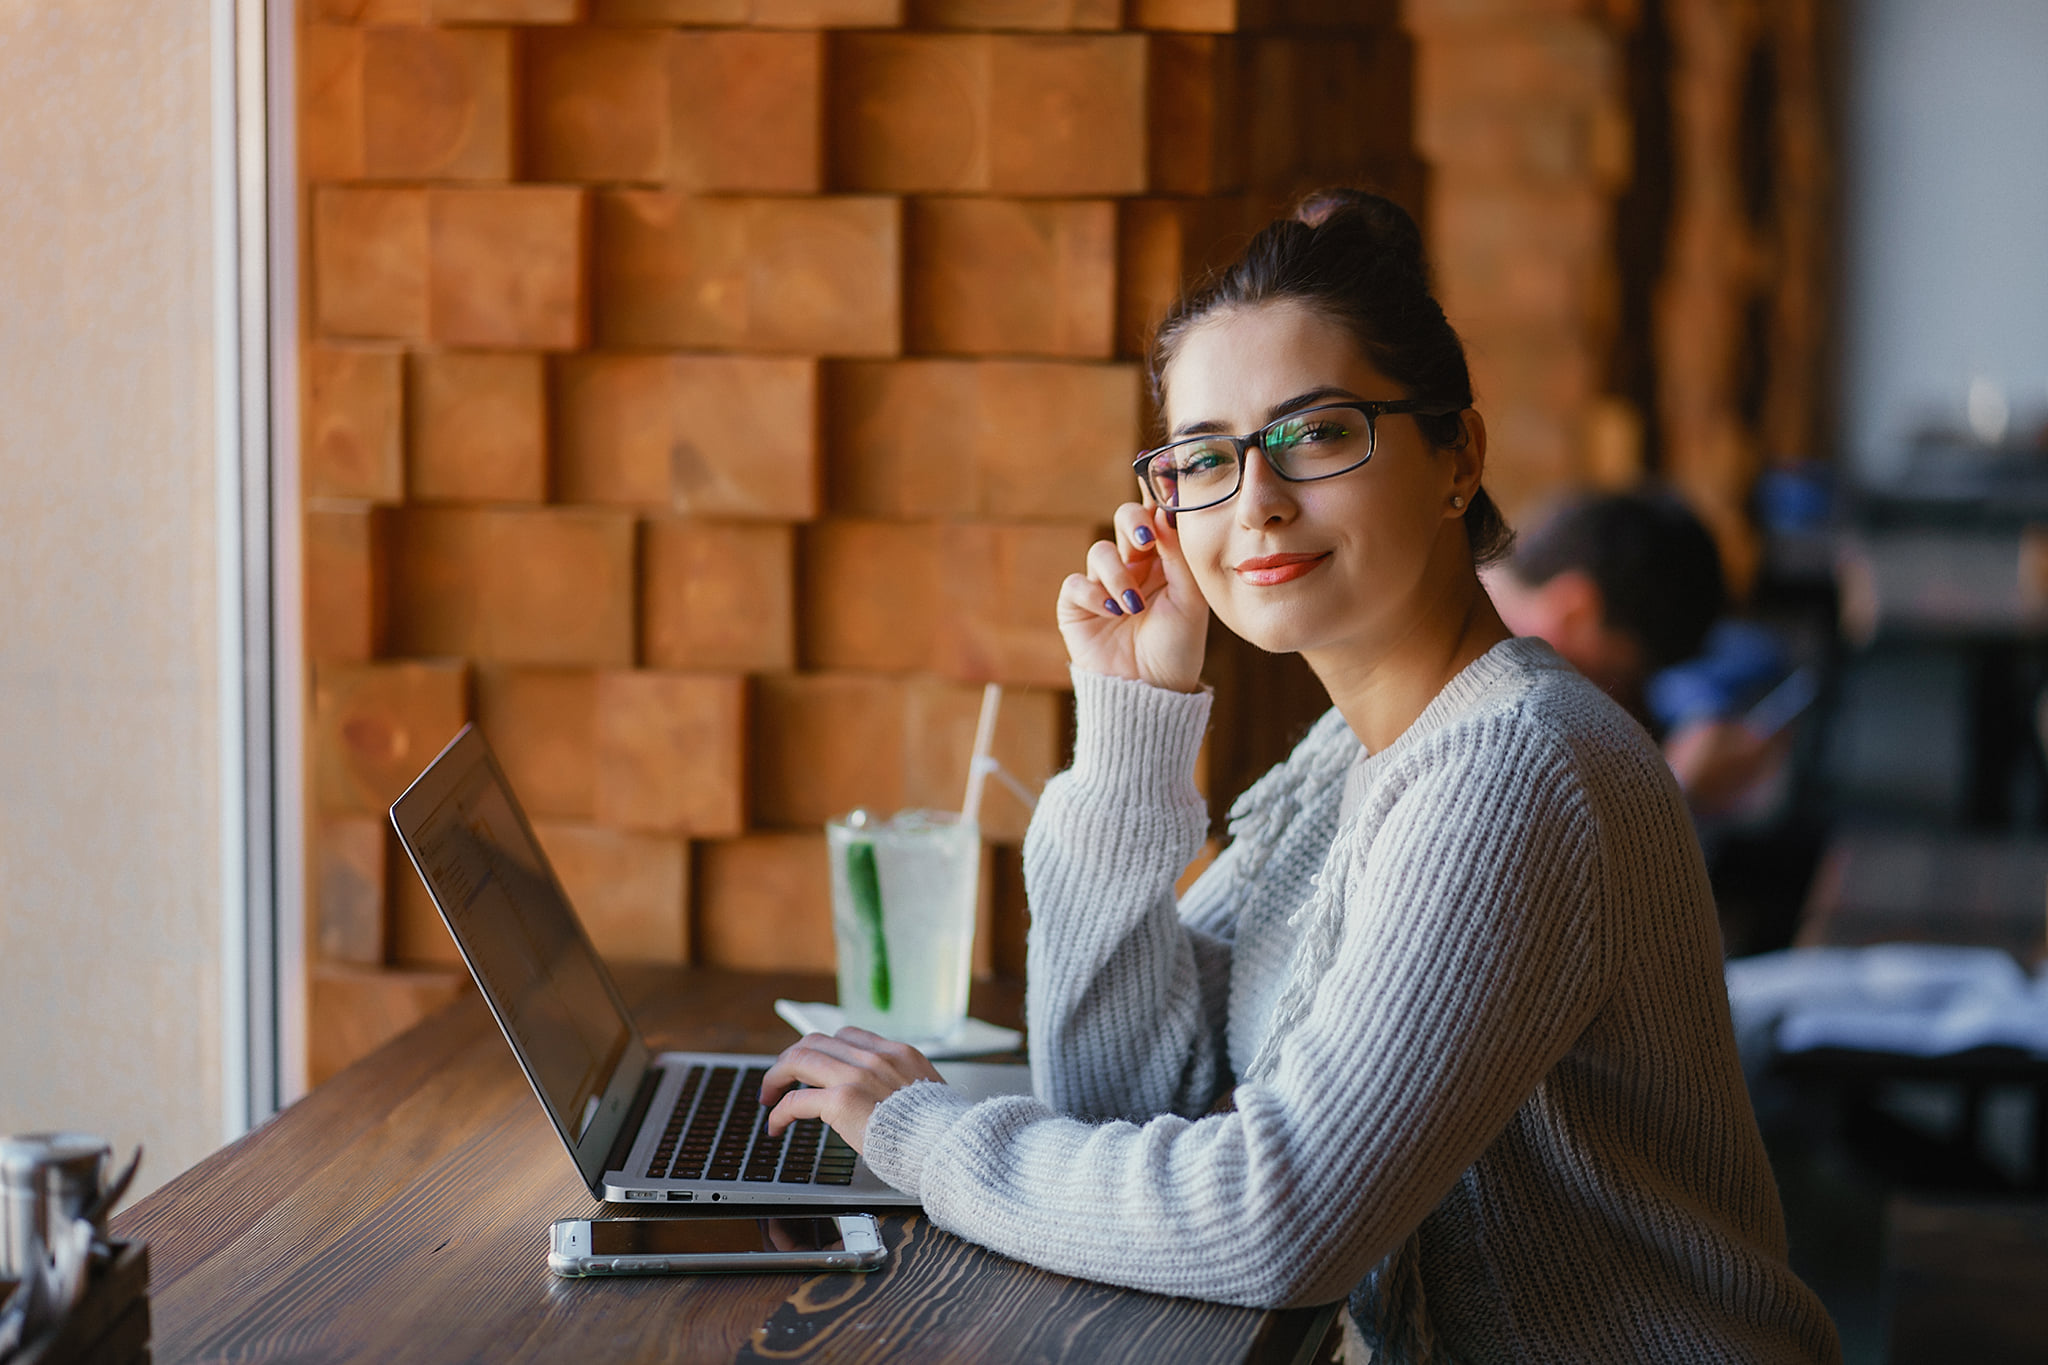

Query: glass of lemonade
[{"left": 826, "top": 809, "right": 979, "bottom": 1047}]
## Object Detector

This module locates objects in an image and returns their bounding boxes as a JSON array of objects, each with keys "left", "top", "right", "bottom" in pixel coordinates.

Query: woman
[{"left": 761, "top": 190, "right": 1840, "bottom": 1363}]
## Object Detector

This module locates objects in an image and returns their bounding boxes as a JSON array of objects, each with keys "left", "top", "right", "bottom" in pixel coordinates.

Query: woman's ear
[{"left": 1451, "top": 408, "right": 1487, "bottom": 501}]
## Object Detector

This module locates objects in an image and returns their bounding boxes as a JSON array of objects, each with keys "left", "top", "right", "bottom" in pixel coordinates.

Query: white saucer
[{"left": 773, "top": 999, "right": 1025, "bottom": 1060}]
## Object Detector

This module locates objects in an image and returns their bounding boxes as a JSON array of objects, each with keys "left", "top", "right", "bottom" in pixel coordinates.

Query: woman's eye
[{"left": 1296, "top": 421, "right": 1349, "bottom": 444}]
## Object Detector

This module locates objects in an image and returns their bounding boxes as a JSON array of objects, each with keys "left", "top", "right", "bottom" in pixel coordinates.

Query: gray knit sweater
[{"left": 863, "top": 637, "right": 1840, "bottom": 1363}]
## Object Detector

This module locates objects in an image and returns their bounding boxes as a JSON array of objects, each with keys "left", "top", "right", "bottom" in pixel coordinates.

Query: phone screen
[{"left": 588, "top": 1218, "right": 849, "bottom": 1256}]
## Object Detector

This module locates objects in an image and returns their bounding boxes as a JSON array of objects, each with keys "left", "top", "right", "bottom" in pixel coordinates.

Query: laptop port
[{"left": 667, "top": 1191, "right": 691, "bottom": 1201}]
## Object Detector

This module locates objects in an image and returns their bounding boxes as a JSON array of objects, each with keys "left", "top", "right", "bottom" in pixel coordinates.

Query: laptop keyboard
[{"left": 645, "top": 1064, "right": 858, "bottom": 1186}]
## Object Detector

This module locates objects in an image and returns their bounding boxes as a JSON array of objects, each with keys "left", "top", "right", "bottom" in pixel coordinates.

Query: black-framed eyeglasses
[{"left": 1131, "top": 400, "right": 1464, "bottom": 513}]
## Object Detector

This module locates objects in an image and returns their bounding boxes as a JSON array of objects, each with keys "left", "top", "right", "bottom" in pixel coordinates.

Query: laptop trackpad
[{"left": 933, "top": 1060, "right": 1033, "bottom": 1103}]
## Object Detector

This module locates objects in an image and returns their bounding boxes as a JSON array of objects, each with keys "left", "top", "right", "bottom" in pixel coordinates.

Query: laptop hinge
[{"left": 601, "top": 1063, "right": 663, "bottom": 1185}]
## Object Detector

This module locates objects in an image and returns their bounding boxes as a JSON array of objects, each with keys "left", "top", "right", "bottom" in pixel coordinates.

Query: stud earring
[{"left": 1450, "top": 494, "right": 1465, "bottom": 509}]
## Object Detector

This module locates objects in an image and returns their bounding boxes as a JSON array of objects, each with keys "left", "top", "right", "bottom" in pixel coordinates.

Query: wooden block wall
[
  {"left": 1404, "top": 0, "right": 1837, "bottom": 595},
  {"left": 298, "top": 0, "right": 1420, "bottom": 1078},
  {"left": 1404, "top": 0, "right": 1634, "bottom": 517}
]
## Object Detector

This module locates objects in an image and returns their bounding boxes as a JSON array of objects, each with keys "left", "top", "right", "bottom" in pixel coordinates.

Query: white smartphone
[{"left": 547, "top": 1214, "right": 887, "bottom": 1277}]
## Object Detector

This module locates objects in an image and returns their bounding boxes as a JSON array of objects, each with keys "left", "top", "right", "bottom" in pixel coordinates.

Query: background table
[{"left": 112, "top": 967, "right": 1337, "bottom": 1364}]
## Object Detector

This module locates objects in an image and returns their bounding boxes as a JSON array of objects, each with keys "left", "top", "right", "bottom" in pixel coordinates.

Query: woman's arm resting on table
[{"left": 853, "top": 731, "right": 1618, "bottom": 1308}]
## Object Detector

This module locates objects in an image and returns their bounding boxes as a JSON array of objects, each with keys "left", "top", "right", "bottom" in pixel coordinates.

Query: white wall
[
  {"left": 0, "top": 0, "right": 233, "bottom": 1201},
  {"left": 1841, "top": 0, "right": 2048, "bottom": 477}
]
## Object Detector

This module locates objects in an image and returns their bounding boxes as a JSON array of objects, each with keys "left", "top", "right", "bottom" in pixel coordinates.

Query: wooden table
[{"left": 112, "top": 967, "right": 1337, "bottom": 1364}]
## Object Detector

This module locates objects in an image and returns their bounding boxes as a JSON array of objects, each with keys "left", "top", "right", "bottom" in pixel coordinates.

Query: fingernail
[
  {"left": 1104, "top": 597, "right": 1124, "bottom": 617},
  {"left": 1132, "top": 525, "right": 1154, "bottom": 547},
  {"left": 1122, "top": 589, "right": 1144, "bottom": 614},
  {"left": 1164, "top": 510, "right": 1177, "bottom": 530}
]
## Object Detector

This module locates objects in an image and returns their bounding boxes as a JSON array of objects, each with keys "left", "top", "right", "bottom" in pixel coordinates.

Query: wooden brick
[
  {"left": 301, "top": 26, "right": 364, "bottom": 180},
  {"left": 313, "top": 660, "right": 470, "bottom": 814},
  {"left": 406, "top": 352, "right": 547, "bottom": 503},
  {"left": 474, "top": 666, "right": 597, "bottom": 817},
  {"left": 309, "top": 0, "right": 428, "bottom": 22},
  {"left": 315, "top": 816, "right": 389, "bottom": 965},
  {"left": 906, "top": 198, "right": 1115, "bottom": 358},
  {"left": 534, "top": 822, "right": 689, "bottom": 964},
  {"left": 826, "top": 359, "right": 1140, "bottom": 521},
  {"left": 987, "top": 841, "right": 1026, "bottom": 980},
  {"left": 911, "top": 0, "right": 1118, "bottom": 29},
  {"left": 306, "top": 502, "right": 390, "bottom": 664},
  {"left": 430, "top": 0, "right": 582, "bottom": 19},
  {"left": 973, "top": 361, "right": 1142, "bottom": 517},
  {"left": 1116, "top": 196, "right": 1256, "bottom": 358},
  {"left": 362, "top": 27, "right": 513, "bottom": 180},
  {"left": 309, "top": 964, "right": 467, "bottom": 1087},
  {"left": 1244, "top": 34, "right": 1412, "bottom": 190},
  {"left": 902, "top": 680, "right": 1060, "bottom": 842},
  {"left": 307, "top": 345, "right": 404, "bottom": 501},
  {"left": 1126, "top": 0, "right": 1256, "bottom": 29},
  {"left": 830, "top": 36, "right": 1143, "bottom": 196},
  {"left": 593, "top": 192, "right": 900, "bottom": 356},
  {"left": 693, "top": 833, "right": 835, "bottom": 974},
  {"left": 594, "top": 671, "right": 747, "bottom": 835},
  {"left": 593, "top": 0, "right": 897, "bottom": 19},
  {"left": 751, "top": 0, "right": 903, "bottom": 23},
  {"left": 824, "top": 361, "right": 981, "bottom": 518},
  {"left": 523, "top": 28, "right": 670, "bottom": 183},
  {"left": 752, "top": 673, "right": 1055, "bottom": 835},
  {"left": 642, "top": 520, "right": 796, "bottom": 672},
  {"left": 390, "top": 861, "right": 463, "bottom": 968},
  {"left": 428, "top": 186, "right": 588, "bottom": 350},
  {"left": 553, "top": 353, "right": 820, "bottom": 518},
  {"left": 752, "top": 673, "right": 907, "bottom": 826},
  {"left": 1148, "top": 35, "right": 1245, "bottom": 195},
  {"left": 390, "top": 507, "right": 635, "bottom": 666},
  {"left": 313, "top": 186, "right": 427, "bottom": 341},
  {"left": 799, "top": 520, "right": 940, "bottom": 673},
  {"left": 671, "top": 32, "right": 823, "bottom": 193},
  {"left": 588, "top": 0, "right": 745, "bottom": 17},
  {"left": 939, "top": 521, "right": 1095, "bottom": 686},
  {"left": 829, "top": 36, "right": 987, "bottom": 192}
]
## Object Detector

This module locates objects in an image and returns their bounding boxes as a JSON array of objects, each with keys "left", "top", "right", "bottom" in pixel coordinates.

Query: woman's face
[{"left": 1158, "top": 299, "right": 1481, "bottom": 665}]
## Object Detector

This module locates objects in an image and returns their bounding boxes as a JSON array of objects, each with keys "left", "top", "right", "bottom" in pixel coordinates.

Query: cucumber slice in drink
[{"left": 845, "top": 840, "right": 892, "bottom": 1011}]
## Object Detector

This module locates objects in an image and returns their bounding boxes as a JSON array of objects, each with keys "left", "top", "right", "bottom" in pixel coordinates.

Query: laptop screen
[{"left": 399, "top": 740, "right": 632, "bottom": 1147}]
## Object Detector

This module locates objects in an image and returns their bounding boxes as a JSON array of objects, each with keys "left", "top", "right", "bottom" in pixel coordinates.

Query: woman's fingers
[
  {"left": 1084, "top": 538, "right": 1145, "bottom": 614},
  {"left": 1113, "top": 501, "right": 1162, "bottom": 562},
  {"left": 760, "top": 1032, "right": 868, "bottom": 1107}
]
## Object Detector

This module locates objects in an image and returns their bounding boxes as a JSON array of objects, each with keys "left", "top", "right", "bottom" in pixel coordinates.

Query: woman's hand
[
  {"left": 1057, "top": 502, "right": 1209, "bottom": 693},
  {"left": 759, "top": 1027, "right": 944, "bottom": 1154}
]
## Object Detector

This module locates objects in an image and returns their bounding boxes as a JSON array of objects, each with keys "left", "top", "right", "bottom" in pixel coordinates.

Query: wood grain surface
[{"left": 112, "top": 967, "right": 1334, "bottom": 1364}]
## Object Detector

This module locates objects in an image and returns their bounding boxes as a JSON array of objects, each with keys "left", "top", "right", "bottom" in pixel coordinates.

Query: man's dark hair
[
  {"left": 1148, "top": 188, "right": 1513, "bottom": 566},
  {"left": 1505, "top": 489, "right": 1727, "bottom": 671}
]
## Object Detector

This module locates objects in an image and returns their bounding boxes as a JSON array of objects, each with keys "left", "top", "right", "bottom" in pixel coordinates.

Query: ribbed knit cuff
[
  {"left": 1066, "top": 665, "right": 1212, "bottom": 804},
  {"left": 862, "top": 1079, "right": 976, "bottom": 1199}
]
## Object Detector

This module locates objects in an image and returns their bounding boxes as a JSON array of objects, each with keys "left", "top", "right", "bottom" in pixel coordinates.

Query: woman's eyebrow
[{"left": 1168, "top": 387, "right": 1363, "bottom": 439}]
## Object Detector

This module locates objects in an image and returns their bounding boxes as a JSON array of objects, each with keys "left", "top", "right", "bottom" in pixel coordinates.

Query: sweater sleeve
[
  {"left": 862, "top": 717, "right": 1620, "bottom": 1309},
  {"left": 1018, "top": 666, "right": 1229, "bottom": 1122}
]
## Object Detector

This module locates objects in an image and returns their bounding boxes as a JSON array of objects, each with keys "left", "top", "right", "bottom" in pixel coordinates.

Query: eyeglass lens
[{"left": 1143, "top": 406, "right": 1376, "bottom": 511}]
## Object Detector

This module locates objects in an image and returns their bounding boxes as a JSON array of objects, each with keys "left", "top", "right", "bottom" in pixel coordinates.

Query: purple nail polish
[
  {"left": 1132, "top": 524, "right": 1154, "bottom": 547},
  {"left": 1104, "top": 597, "right": 1124, "bottom": 617},
  {"left": 1122, "top": 589, "right": 1144, "bottom": 614}
]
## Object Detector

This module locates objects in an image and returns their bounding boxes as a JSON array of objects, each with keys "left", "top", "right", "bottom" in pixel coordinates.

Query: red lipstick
[{"left": 1233, "top": 551, "right": 1329, "bottom": 586}]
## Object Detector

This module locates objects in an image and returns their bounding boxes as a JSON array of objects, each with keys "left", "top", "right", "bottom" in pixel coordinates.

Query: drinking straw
[{"left": 960, "top": 683, "right": 1002, "bottom": 826}]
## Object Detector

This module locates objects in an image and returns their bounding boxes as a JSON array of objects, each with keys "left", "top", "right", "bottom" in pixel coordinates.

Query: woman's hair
[{"left": 1147, "top": 188, "right": 1513, "bottom": 565}]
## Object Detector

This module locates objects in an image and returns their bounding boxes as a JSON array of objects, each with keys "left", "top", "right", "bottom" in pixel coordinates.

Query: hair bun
[{"left": 1291, "top": 189, "right": 1430, "bottom": 292}]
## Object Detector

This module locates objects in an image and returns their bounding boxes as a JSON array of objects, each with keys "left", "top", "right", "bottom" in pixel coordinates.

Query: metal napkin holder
[{"left": 0, "top": 1136, "right": 148, "bottom": 1365}]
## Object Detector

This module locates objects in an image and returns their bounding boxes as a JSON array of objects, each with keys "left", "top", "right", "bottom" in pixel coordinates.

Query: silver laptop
[{"left": 389, "top": 724, "right": 1030, "bottom": 1207}]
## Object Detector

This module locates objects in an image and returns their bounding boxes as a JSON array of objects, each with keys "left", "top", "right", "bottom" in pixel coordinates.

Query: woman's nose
[{"left": 1237, "top": 445, "right": 1297, "bottom": 527}]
